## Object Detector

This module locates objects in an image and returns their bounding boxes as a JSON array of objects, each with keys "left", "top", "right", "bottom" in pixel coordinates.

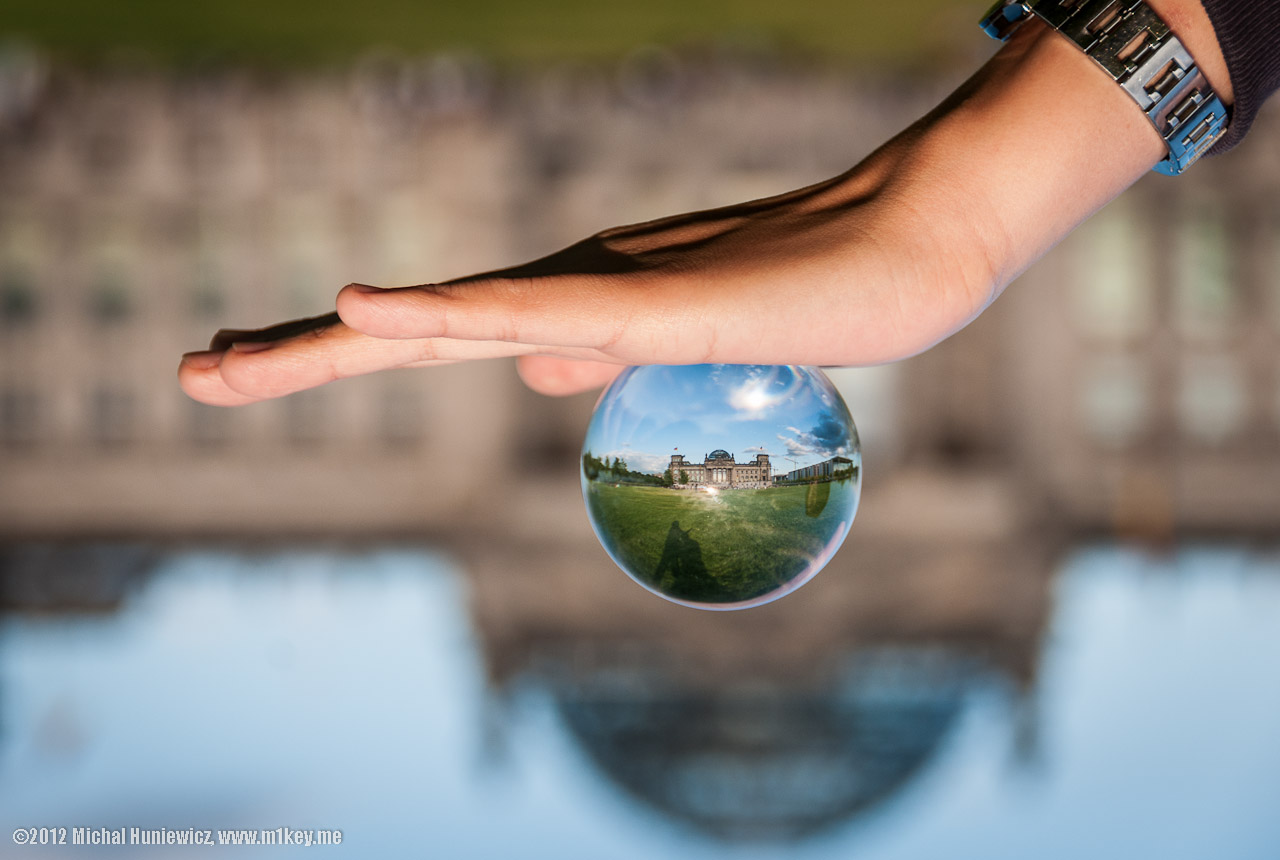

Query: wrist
[
  {"left": 1146, "top": 0, "right": 1232, "bottom": 103},
  {"left": 873, "top": 17, "right": 1171, "bottom": 303},
  {"left": 802, "top": 3, "right": 1233, "bottom": 358},
  {"left": 980, "top": 1, "right": 1233, "bottom": 177}
]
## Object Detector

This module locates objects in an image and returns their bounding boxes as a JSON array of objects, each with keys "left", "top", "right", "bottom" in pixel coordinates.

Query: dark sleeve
[{"left": 1201, "top": 0, "right": 1280, "bottom": 154}]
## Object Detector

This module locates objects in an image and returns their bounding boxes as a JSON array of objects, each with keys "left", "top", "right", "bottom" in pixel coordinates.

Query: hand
[
  {"left": 180, "top": 156, "right": 994, "bottom": 404},
  {"left": 180, "top": 5, "right": 1227, "bottom": 405}
]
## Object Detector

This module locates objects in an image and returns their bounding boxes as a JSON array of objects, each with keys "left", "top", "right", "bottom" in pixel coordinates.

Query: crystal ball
[{"left": 582, "top": 364, "right": 861, "bottom": 610}]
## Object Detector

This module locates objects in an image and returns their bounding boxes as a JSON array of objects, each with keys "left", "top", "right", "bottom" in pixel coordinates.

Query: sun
[{"left": 728, "top": 379, "right": 773, "bottom": 415}]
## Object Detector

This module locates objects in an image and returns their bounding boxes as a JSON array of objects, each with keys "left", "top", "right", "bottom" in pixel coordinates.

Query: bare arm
[{"left": 179, "top": 2, "right": 1231, "bottom": 405}]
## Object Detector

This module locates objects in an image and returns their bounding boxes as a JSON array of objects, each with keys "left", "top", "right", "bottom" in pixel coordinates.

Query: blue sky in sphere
[{"left": 584, "top": 365, "right": 859, "bottom": 474}]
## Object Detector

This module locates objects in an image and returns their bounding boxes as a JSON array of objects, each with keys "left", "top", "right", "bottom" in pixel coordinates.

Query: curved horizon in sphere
[{"left": 581, "top": 365, "right": 861, "bottom": 610}]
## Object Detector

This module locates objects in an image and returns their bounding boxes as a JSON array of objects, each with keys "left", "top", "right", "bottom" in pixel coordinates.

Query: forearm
[{"left": 1150, "top": 0, "right": 1232, "bottom": 102}]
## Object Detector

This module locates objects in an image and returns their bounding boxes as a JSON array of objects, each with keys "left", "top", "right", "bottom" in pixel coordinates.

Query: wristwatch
[{"left": 980, "top": 0, "right": 1228, "bottom": 175}]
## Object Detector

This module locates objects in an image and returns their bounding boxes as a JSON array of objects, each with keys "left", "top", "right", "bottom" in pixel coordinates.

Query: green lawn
[
  {"left": 585, "top": 481, "right": 857, "bottom": 606},
  {"left": 2, "top": 0, "right": 977, "bottom": 67}
]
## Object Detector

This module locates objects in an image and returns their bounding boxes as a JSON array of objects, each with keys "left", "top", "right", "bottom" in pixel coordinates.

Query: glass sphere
[{"left": 581, "top": 364, "right": 861, "bottom": 610}]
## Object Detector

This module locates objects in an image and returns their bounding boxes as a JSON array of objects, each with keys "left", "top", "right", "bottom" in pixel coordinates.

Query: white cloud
[{"left": 775, "top": 421, "right": 849, "bottom": 463}]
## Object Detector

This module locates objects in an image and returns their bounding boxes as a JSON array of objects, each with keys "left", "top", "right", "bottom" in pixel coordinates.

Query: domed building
[
  {"left": 670, "top": 450, "right": 771, "bottom": 489},
  {"left": 552, "top": 651, "right": 972, "bottom": 842}
]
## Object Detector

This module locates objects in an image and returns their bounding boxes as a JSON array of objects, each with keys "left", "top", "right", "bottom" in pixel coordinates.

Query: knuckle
[{"left": 412, "top": 340, "right": 440, "bottom": 363}]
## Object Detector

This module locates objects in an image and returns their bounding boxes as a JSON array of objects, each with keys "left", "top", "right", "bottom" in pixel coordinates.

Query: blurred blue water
[{"left": 1, "top": 545, "right": 1278, "bottom": 858}]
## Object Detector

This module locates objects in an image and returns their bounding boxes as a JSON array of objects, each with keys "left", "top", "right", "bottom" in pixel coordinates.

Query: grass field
[
  {"left": 2, "top": 0, "right": 975, "bottom": 67},
  {"left": 584, "top": 481, "right": 857, "bottom": 606}
]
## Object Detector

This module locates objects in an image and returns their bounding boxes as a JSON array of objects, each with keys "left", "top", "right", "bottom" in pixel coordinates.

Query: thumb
[{"left": 517, "top": 356, "right": 625, "bottom": 397}]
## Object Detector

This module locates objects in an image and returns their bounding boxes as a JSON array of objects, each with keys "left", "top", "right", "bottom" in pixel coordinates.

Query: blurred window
[
  {"left": 283, "top": 262, "right": 324, "bottom": 318},
  {"left": 186, "top": 123, "right": 231, "bottom": 176},
  {"left": 89, "top": 387, "right": 133, "bottom": 447},
  {"left": 1173, "top": 206, "right": 1234, "bottom": 343},
  {"left": 283, "top": 389, "right": 328, "bottom": 447},
  {"left": 825, "top": 365, "right": 901, "bottom": 464},
  {"left": 1080, "top": 354, "right": 1150, "bottom": 448},
  {"left": 0, "top": 388, "right": 39, "bottom": 446},
  {"left": 1072, "top": 202, "right": 1153, "bottom": 342},
  {"left": 191, "top": 261, "right": 226, "bottom": 321},
  {"left": 88, "top": 269, "right": 132, "bottom": 324},
  {"left": 1274, "top": 374, "right": 1280, "bottom": 433},
  {"left": 377, "top": 194, "right": 430, "bottom": 285},
  {"left": 276, "top": 195, "right": 336, "bottom": 317},
  {"left": 0, "top": 265, "right": 37, "bottom": 326},
  {"left": 379, "top": 383, "right": 424, "bottom": 448},
  {"left": 84, "top": 126, "right": 134, "bottom": 187},
  {"left": 1273, "top": 216, "right": 1280, "bottom": 335},
  {"left": 276, "top": 129, "right": 325, "bottom": 191},
  {"left": 1177, "top": 354, "right": 1246, "bottom": 445},
  {"left": 188, "top": 401, "right": 231, "bottom": 448}
]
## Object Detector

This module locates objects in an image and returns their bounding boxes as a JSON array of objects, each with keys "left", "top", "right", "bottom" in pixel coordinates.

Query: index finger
[{"left": 208, "top": 311, "right": 342, "bottom": 352}]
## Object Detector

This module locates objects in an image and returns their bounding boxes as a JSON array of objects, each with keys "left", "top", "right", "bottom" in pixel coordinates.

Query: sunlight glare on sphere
[{"left": 581, "top": 365, "right": 861, "bottom": 610}]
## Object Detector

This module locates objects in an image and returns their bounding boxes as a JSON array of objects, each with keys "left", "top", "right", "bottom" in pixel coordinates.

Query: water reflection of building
[
  {"left": 555, "top": 652, "right": 971, "bottom": 841},
  {"left": 0, "top": 542, "right": 156, "bottom": 614},
  {"left": 669, "top": 450, "right": 771, "bottom": 489},
  {"left": 462, "top": 531, "right": 1051, "bottom": 841},
  {"left": 0, "top": 534, "right": 1048, "bottom": 845}
]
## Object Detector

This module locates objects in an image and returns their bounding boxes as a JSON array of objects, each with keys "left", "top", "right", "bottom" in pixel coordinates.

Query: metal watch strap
[{"left": 980, "top": 0, "right": 1229, "bottom": 175}]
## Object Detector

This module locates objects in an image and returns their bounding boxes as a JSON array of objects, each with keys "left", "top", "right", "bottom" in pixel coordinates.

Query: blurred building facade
[
  {"left": 2, "top": 51, "right": 1277, "bottom": 842},
  {"left": 0, "top": 52, "right": 1277, "bottom": 539}
]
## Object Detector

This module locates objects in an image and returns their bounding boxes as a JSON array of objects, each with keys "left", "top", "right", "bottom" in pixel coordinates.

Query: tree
[
  {"left": 679, "top": 469, "right": 689, "bottom": 485},
  {"left": 662, "top": 468, "right": 673, "bottom": 487}
]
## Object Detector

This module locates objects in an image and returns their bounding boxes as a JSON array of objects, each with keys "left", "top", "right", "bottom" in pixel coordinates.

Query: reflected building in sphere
[
  {"left": 669, "top": 449, "right": 772, "bottom": 489},
  {"left": 782, "top": 456, "right": 856, "bottom": 484}
]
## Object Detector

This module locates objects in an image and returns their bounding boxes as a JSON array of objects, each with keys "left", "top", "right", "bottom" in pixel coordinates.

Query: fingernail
[
  {"left": 181, "top": 350, "right": 223, "bottom": 371},
  {"left": 230, "top": 340, "right": 274, "bottom": 354},
  {"left": 350, "top": 283, "right": 384, "bottom": 294}
]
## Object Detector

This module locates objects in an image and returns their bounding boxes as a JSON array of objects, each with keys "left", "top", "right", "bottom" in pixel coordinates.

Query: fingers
[
  {"left": 178, "top": 320, "right": 542, "bottom": 406},
  {"left": 208, "top": 312, "right": 342, "bottom": 352},
  {"left": 335, "top": 276, "right": 652, "bottom": 354},
  {"left": 516, "top": 356, "right": 625, "bottom": 397},
  {"left": 178, "top": 351, "right": 268, "bottom": 407}
]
